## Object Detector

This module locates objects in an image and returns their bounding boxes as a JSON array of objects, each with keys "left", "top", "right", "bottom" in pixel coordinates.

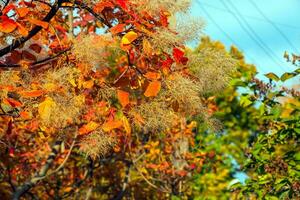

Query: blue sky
[{"left": 190, "top": 0, "right": 300, "bottom": 80}]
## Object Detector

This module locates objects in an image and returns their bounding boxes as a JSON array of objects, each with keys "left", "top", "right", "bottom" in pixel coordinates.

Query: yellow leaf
[
  {"left": 79, "top": 121, "right": 99, "bottom": 135},
  {"left": 121, "top": 31, "right": 138, "bottom": 45},
  {"left": 143, "top": 39, "right": 152, "bottom": 55},
  {"left": 117, "top": 90, "right": 129, "bottom": 107},
  {"left": 68, "top": 78, "right": 76, "bottom": 87},
  {"left": 43, "top": 83, "right": 56, "bottom": 91},
  {"left": 121, "top": 116, "right": 131, "bottom": 134},
  {"left": 82, "top": 80, "right": 94, "bottom": 89},
  {"left": 38, "top": 97, "right": 56, "bottom": 122},
  {"left": 102, "top": 120, "right": 123, "bottom": 132},
  {"left": 144, "top": 81, "right": 161, "bottom": 97}
]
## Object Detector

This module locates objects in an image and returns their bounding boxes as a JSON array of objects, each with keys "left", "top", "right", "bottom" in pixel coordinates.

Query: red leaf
[
  {"left": 161, "top": 56, "right": 174, "bottom": 69},
  {"left": 109, "top": 23, "right": 126, "bottom": 34},
  {"left": 9, "top": 147, "right": 15, "bottom": 157},
  {"left": 54, "top": 25, "right": 67, "bottom": 33},
  {"left": 2, "top": 5, "right": 15, "bottom": 15},
  {"left": 22, "top": 50, "right": 37, "bottom": 61},
  {"left": 116, "top": 0, "right": 127, "bottom": 9},
  {"left": 6, "top": 50, "right": 22, "bottom": 64},
  {"left": 21, "top": 1, "right": 36, "bottom": 8},
  {"left": 29, "top": 43, "right": 42, "bottom": 53},
  {"left": 4, "top": 98, "right": 22, "bottom": 107},
  {"left": 0, "top": 19, "right": 17, "bottom": 33},
  {"left": 160, "top": 12, "right": 169, "bottom": 27},
  {"left": 83, "top": 13, "right": 94, "bottom": 22},
  {"left": 93, "top": 1, "right": 114, "bottom": 13},
  {"left": 173, "top": 47, "right": 188, "bottom": 65},
  {"left": 17, "top": 23, "right": 28, "bottom": 36}
]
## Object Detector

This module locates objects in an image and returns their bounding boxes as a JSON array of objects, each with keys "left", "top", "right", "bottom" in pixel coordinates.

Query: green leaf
[
  {"left": 240, "top": 96, "right": 252, "bottom": 107},
  {"left": 294, "top": 152, "right": 300, "bottom": 161},
  {"left": 280, "top": 72, "right": 297, "bottom": 82},
  {"left": 265, "top": 73, "right": 280, "bottom": 81}
]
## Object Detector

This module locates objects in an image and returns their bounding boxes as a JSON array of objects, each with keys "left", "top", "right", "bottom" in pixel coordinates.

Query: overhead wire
[
  {"left": 248, "top": 0, "right": 299, "bottom": 54},
  {"left": 220, "top": 0, "right": 290, "bottom": 72},
  {"left": 200, "top": 2, "right": 300, "bottom": 30},
  {"left": 195, "top": 0, "right": 266, "bottom": 73}
]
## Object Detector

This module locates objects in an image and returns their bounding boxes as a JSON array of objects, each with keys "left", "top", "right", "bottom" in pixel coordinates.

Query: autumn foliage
[{"left": 0, "top": 0, "right": 237, "bottom": 199}]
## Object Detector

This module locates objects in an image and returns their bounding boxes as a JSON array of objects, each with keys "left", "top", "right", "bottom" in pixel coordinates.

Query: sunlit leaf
[
  {"left": 0, "top": 19, "right": 17, "bottom": 33},
  {"left": 19, "top": 90, "right": 44, "bottom": 98},
  {"left": 28, "top": 18, "right": 49, "bottom": 29},
  {"left": 117, "top": 90, "right": 129, "bottom": 107},
  {"left": 144, "top": 81, "right": 161, "bottom": 97},
  {"left": 79, "top": 121, "right": 99, "bottom": 135},
  {"left": 121, "top": 31, "right": 138, "bottom": 45},
  {"left": 264, "top": 73, "right": 280, "bottom": 81},
  {"left": 109, "top": 23, "right": 126, "bottom": 34},
  {"left": 38, "top": 97, "right": 56, "bottom": 122},
  {"left": 280, "top": 72, "right": 297, "bottom": 82},
  {"left": 17, "top": 7, "right": 30, "bottom": 17},
  {"left": 102, "top": 120, "right": 123, "bottom": 132}
]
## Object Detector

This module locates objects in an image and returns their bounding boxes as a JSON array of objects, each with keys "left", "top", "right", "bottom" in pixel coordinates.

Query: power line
[
  {"left": 195, "top": 0, "right": 267, "bottom": 73},
  {"left": 248, "top": 0, "right": 299, "bottom": 54},
  {"left": 199, "top": 2, "right": 300, "bottom": 30},
  {"left": 220, "top": 0, "right": 289, "bottom": 72}
]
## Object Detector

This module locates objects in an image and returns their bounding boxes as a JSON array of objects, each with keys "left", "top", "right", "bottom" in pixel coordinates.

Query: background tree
[{"left": 189, "top": 38, "right": 300, "bottom": 200}]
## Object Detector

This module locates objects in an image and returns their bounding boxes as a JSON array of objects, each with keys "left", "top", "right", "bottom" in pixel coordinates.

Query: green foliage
[{"left": 189, "top": 37, "right": 300, "bottom": 199}]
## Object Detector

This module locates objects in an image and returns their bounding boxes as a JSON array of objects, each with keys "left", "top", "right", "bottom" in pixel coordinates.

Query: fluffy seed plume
[
  {"left": 162, "top": 73, "right": 205, "bottom": 115},
  {"left": 72, "top": 34, "right": 115, "bottom": 69},
  {"left": 80, "top": 130, "right": 115, "bottom": 159},
  {"left": 188, "top": 47, "right": 236, "bottom": 93},
  {"left": 130, "top": 100, "right": 177, "bottom": 132}
]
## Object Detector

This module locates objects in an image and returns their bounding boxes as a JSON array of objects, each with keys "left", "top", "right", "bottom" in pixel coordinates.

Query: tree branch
[
  {"left": 111, "top": 160, "right": 131, "bottom": 200},
  {"left": 0, "top": 0, "right": 64, "bottom": 58},
  {"left": 73, "top": 0, "right": 112, "bottom": 28},
  {"left": 11, "top": 141, "right": 62, "bottom": 200},
  {"left": 0, "top": 47, "right": 71, "bottom": 69}
]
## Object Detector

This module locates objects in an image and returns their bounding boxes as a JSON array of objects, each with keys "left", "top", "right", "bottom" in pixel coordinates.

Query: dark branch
[
  {"left": 111, "top": 160, "right": 131, "bottom": 200},
  {"left": 0, "top": 47, "right": 71, "bottom": 69},
  {"left": 0, "top": 0, "right": 64, "bottom": 58},
  {"left": 11, "top": 141, "right": 62, "bottom": 200},
  {"left": 73, "top": 0, "right": 112, "bottom": 28}
]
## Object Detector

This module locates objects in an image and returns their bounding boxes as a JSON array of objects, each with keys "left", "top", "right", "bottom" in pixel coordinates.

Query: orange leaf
[
  {"left": 102, "top": 120, "right": 123, "bottom": 132},
  {"left": 0, "top": 19, "right": 17, "bottom": 33},
  {"left": 17, "top": 23, "right": 28, "bottom": 36},
  {"left": 142, "top": 39, "right": 153, "bottom": 55},
  {"left": 79, "top": 121, "right": 99, "bottom": 135},
  {"left": 3, "top": 98, "right": 22, "bottom": 107},
  {"left": 144, "top": 81, "right": 161, "bottom": 97},
  {"left": 28, "top": 18, "right": 48, "bottom": 29},
  {"left": 109, "top": 23, "right": 126, "bottom": 34},
  {"left": 20, "top": 111, "right": 31, "bottom": 120},
  {"left": 93, "top": 1, "right": 114, "bottom": 13},
  {"left": 121, "top": 31, "right": 138, "bottom": 45},
  {"left": 117, "top": 90, "right": 129, "bottom": 107},
  {"left": 82, "top": 80, "right": 94, "bottom": 89},
  {"left": 17, "top": 7, "right": 30, "bottom": 17},
  {"left": 144, "top": 72, "right": 161, "bottom": 80},
  {"left": 19, "top": 90, "right": 44, "bottom": 98}
]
